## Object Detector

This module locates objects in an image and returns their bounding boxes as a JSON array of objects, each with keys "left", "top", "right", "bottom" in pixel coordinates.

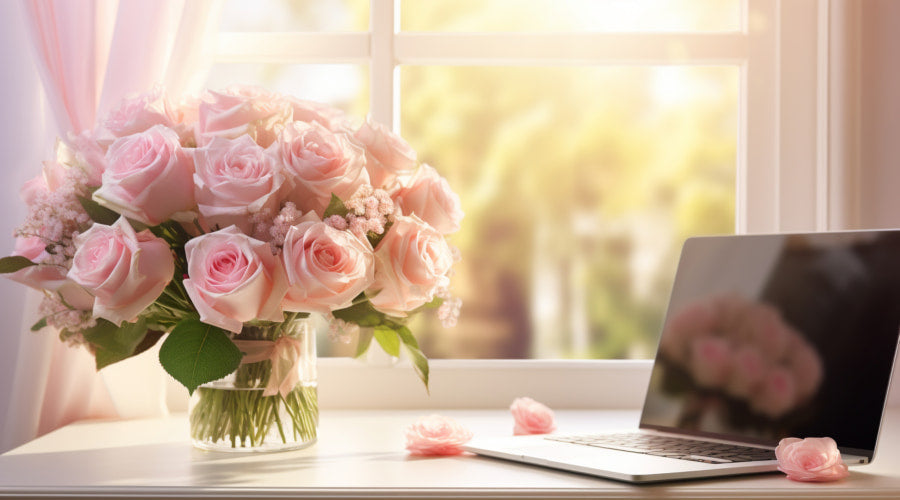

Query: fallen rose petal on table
[
  {"left": 405, "top": 414, "right": 474, "bottom": 456},
  {"left": 775, "top": 437, "right": 849, "bottom": 482},
  {"left": 510, "top": 397, "right": 557, "bottom": 435}
]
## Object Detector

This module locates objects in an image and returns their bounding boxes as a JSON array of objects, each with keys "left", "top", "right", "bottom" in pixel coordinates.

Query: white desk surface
[{"left": 2, "top": 408, "right": 900, "bottom": 499}]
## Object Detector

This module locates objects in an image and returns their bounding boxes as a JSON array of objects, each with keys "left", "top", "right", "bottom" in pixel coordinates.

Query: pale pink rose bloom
[
  {"left": 19, "top": 175, "right": 49, "bottom": 207},
  {"left": 510, "top": 397, "right": 557, "bottom": 435},
  {"left": 393, "top": 164, "right": 464, "bottom": 235},
  {"left": 281, "top": 219, "right": 375, "bottom": 314},
  {"left": 173, "top": 94, "right": 201, "bottom": 139},
  {"left": 195, "top": 86, "right": 292, "bottom": 148},
  {"left": 69, "top": 218, "right": 174, "bottom": 325},
  {"left": 13, "top": 236, "right": 49, "bottom": 262},
  {"left": 752, "top": 366, "right": 797, "bottom": 418},
  {"left": 689, "top": 336, "right": 733, "bottom": 388},
  {"left": 353, "top": 118, "right": 418, "bottom": 188},
  {"left": 98, "top": 87, "right": 181, "bottom": 144},
  {"left": 9, "top": 236, "right": 63, "bottom": 289},
  {"left": 276, "top": 121, "right": 369, "bottom": 215},
  {"left": 726, "top": 344, "right": 767, "bottom": 398},
  {"left": 404, "top": 414, "right": 473, "bottom": 456},
  {"left": 287, "top": 96, "right": 347, "bottom": 131},
  {"left": 368, "top": 215, "right": 453, "bottom": 316},
  {"left": 9, "top": 237, "right": 95, "bottom": 311},
  {"left": 42, "top": 158, "right": 70, "bottom": 192},
  {"left": 65, "top": 130, "right": 107, "bottom": 186},
  {"left": 659, "top": 299, "right": 719, "bottom": 363},
  {"left": 93, "top": 125, "right": 195, "bottom": 226},
  {"left": 193, "top": 135, "right": 287, "bottom": 233},
  {"left": 182, "top": 226, "right": 288, "bottom": 333},
  {"left": 775, "top": 437, "right": 849, "bottom": 482}
]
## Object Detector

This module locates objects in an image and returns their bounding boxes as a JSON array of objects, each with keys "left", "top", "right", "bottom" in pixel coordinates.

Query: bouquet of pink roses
[{"left": 1, "top": 85, "right": 463, "bottom": 400}]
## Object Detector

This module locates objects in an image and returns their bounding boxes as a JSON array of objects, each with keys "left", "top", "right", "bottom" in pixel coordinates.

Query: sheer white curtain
[{"left": 0, "top": 0, "right": 221, "bottom": 453}]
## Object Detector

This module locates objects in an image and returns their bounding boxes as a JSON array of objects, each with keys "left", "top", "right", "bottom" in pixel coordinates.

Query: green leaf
[
  {"left": 30, "top": 317, "right": 48, "bottom": 332},
  {"left": 158, "top": 318, "right": 242, "bottom": 395},
  {"left": 402, "top": 343, "right": 430, "bottom": 393},
  {"left": 391, "top": 323, "right": 429, "bottom": 391},
  {"left": 78, "top": 195, "right": 120, "bottom": 225},
  {"left": 0, "top": 255, "right": 37, "bottom": 274},
  {"left": 323, "top": 193, "right": 350, "bottom": 218},
  {"left": 354, "top": 328, "right": 374, "bottom": 358},
  {"left": 393, "top": 323, "right": 420, "bottom": 349},
  {"left": 132, "top": 330, "right": 164, "bottom": 357},
  {"left": 82, "top": 318, "right": 150, "bottom": 370},
  {"left": 373, "top": 325, "right": 401, "bottom": 357},
  {"left": 126, "top": 218, "right": 150, "bottom": 233},
  {"left": 332, "top": 297, "right": 386, "bottom": 327}
]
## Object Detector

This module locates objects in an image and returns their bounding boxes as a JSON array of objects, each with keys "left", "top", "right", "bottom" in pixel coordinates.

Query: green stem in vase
[{"left": 189, "top": 319, "right": 317, "bottom": 451}]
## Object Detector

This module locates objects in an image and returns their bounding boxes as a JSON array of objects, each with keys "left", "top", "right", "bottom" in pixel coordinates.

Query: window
[{"left": 210, "top": 0, "right": 827, "bottom": 364}]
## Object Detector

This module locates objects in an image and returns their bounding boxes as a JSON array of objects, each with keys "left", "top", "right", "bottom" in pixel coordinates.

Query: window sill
[
  {"left": 318, "top": 357, "right": 654, "bottom": 410},
  {"left": 164, "top": 358, "right": 655, "bottom": 412}
]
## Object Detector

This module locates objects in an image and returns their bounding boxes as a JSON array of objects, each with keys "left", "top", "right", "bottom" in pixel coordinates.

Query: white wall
[
  {"left": 858, "top": 0, "right": 900, "bottom": 229},
  {"left": 0, "top": 1, "right": 51, "bottom": 446}
]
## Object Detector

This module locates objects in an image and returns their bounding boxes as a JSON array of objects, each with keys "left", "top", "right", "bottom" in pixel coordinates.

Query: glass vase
[{"left": 189, "top": 316, "right": 318, "bottom": 452}]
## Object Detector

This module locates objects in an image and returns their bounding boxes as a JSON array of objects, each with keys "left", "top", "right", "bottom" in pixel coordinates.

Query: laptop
[{"left": 465, "top": 230, "right": 900, "bottom": 483}]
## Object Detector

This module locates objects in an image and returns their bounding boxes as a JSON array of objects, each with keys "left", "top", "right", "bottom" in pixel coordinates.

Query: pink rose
[
  {"left": 689, "top": 336, "right": 733, "bottom": 388},
  {"left": 353, "top": 118, "right": 417, "bottom": 188},
  {"left": 8, "top": 237, "right": 95, "bottom": 311},
  {"left": 287, "top": 96, "right": 347, "bottom": 131},
  {"left": 182, "top": 226, "right": 288, "bottom": 333},
  {"left": 196, "top": 86, "right": 292, "bottom": 148},
  {"left": 193, "top": 135, "right": 287, "bottom": 233},
  {"left": 173, "top": 94, "right": 201, "bottom": 132},
  {"left": 404, "top": 415, "right": 473, "bottom": 456},
  {"left": 69, "top": 218, "right": 174, "bottom": 325},
  {"left": 281, "top": 218, "right": 375, "bottom": 314},
  {"left": 368, "top": 215, "right": 453, "bottom": 316},
  {"left": 19, "top": 175, "right": 49, "bottom": 207},
  {"left": 510, "top": 397, "right": 557, "bottom": 435},
  {"left": 98, "top": 87, "right": 182, "bottom": 144},
  {"left": 393, "top": 164, "right": 463, "bottom": 234},
  {"left": 276, "top": 121, "right": 369, "bottom": 215},
  {"left": 65, "top": 129, "right": 107, "bottom": 186},
  {"left": 93, "top": 125, "right": 195, "bottom": 226},
  {"left": 775, "top": 437, "right": 849, "bottom": 482},
  {"left": 752, "top": 366, "right": 797, "bottom": 418}
]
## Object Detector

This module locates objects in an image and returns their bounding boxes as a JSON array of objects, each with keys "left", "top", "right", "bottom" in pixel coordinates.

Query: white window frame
[{"left": 206, "top": 0, "right": 842, "bottom": 410}]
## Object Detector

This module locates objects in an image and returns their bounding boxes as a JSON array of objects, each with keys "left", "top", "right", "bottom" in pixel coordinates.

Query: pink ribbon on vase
[{"left": 232, "top": 336, "right": 306, "bottom": 399}]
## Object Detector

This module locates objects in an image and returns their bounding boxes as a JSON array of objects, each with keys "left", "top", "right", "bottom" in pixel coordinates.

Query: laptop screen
[{"left": 639, "top": 231, "right": 900, "bottom": 458}]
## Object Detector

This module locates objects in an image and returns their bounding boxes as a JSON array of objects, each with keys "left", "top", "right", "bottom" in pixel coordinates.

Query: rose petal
[
  {"left": 510, "top": 397, "right": 557, "bottom": 435},
  {"left": 775, "top": 437, "right": 849, "bottom": 482}
]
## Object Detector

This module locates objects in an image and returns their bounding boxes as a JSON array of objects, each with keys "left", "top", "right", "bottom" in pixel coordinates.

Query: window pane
[
  {"left": 205, "top": 63, "right": 369, "bottom": 116},
  {"left": 221, "top": 0, "right": 368, "bottom": 32},
  {"left": 401, "top": 0, "right": 741, "bottom": 32},
  {"left": 400, "top": 66, "right": 738, "bottom": 360}
]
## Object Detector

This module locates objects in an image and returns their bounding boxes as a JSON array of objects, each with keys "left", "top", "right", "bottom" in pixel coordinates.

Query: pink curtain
[{"left": 2, "top": 0, "right": 221, "bottom": 450}]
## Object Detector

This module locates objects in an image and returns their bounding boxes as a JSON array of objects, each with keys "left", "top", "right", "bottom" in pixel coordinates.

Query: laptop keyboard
[{"left": 545, "top": 432, "right": 777, "bottom": 464}]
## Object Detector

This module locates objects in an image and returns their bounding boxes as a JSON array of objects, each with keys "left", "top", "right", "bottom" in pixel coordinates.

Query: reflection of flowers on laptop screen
[{"left": 657, "top": 293, "right": 823, "bottom": 427}]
